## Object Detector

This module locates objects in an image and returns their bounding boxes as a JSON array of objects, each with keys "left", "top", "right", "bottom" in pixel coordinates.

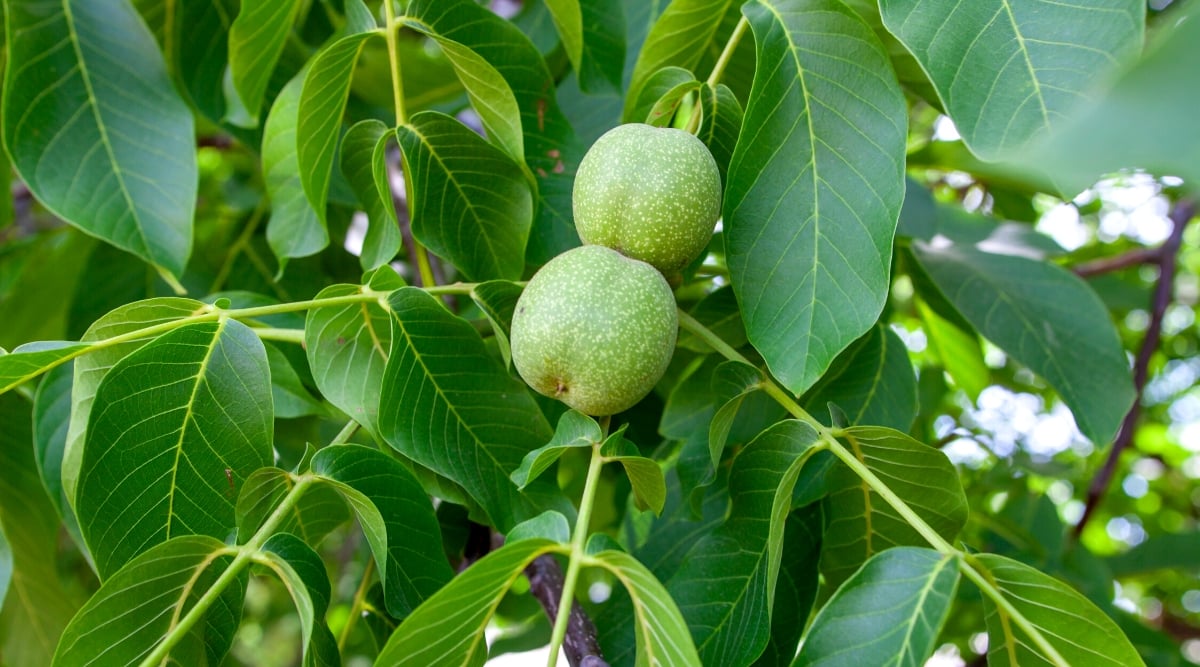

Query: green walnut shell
[
  {"left": 510, "top": 245, "right": 678, "bottom": 416},
  {"left": 573, "top": 123, "right": 722, "bottom": 275}
]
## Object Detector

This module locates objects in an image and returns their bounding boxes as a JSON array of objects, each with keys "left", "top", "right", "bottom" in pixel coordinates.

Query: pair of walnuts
[{"left": 510, "top": 123, "right": 723, "bottom": 416}]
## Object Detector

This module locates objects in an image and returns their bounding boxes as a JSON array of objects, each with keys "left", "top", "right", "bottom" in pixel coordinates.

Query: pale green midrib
[
  {"left": 60, "top": 0, "right": 156, "bottom": 262},
  {"left": 999, "top": 0, "right": 1051, "bottom": 131},
  {"left": 163, "top": 318, "right": 227, "bottom": 541}
]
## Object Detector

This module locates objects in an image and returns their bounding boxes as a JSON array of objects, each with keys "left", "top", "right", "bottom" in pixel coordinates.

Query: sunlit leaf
[
  {"left": 304, "top": 283, "right": 391, "bottom": 435},
  {"left": 975, "top": 554, "right": 1144, "bottom": 667},
  {"left": 821, "top": 427, "right": 967, "bottom": 590},
  {"left": 228, "top": 0, "right": 303, "bottom": 125},
  {"left": 511, "top": 410, "right": 601, "bottom": 489},
  {"left": 76, "top": 320, "right": 273, "bottom": 579},
  {"left": 796, "top": 548, "right": 959, "bottom": 666}
]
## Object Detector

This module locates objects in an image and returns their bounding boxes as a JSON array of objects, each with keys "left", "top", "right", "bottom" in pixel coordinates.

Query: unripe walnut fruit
[
  {"left": 573, "top": 123, "right": 722, "bottom": 275},
  {"left": 510, "top": 245, "right": 678, "bottom": 416}
]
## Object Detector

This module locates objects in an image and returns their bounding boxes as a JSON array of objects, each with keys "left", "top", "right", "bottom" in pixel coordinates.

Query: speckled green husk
[
  {"left": 510, "top": 245, "right": 678, "bottom": 416},
  {"left": 573, "top": 123, "right": 722, "bottom": 274}
]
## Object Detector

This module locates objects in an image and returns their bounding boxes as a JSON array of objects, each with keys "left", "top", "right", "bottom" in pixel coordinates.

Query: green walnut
[
  {"left": 510, "top": 245, "right": 678, "bottom": 416},
  {"left": 573, "top": 123, "right": 722, "bottom": 275}
]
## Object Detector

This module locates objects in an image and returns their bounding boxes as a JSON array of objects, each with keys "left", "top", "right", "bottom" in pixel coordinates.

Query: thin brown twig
[
  {"left": 1074, "top": 198, "right": 1194, "bottom": 538},
  {"left": 1072, "top": 246, "right": 1163, "bottom": 278}
]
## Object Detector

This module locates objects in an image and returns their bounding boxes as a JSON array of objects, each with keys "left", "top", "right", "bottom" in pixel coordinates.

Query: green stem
[
  {"left": 677, "top": 307, "right": 1069, "bottom": 661},
  {"left": 337, "top": 558, "right": 376, "bottom": 651},
  {"left": 210, "top": 203, "right": 267, "bottom": 295},
  {"left": 382, "top": 0, "right": 408, "bottom": 126},
  {"left": 251, "top": 328, "right": 306, "bottom": 344},
  {"left": 330, "top": 419, "right": 360, "bottom": 446},
  {"left": 707, "top": 16, "right": 750, "bottom": 88},
  {"left": 414, "top": 243, "right": 438, "bottom": 288},
  {"left": 140, "top": 476, "right": 316, "bottom": 667},
  {"left": 546, "top": 435, "right": 607, "bottom": 667},
  {"left": 155, "top": 265, "right": 188, "bottom": 296}
]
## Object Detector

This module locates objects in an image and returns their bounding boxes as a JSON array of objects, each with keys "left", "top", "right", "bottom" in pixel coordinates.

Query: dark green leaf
[
  {"left": 698, "top": 83, "right": 743, "bottom": 186},
  {"left": 708, "top": 360, "right": 766, "bottom": 469},
  {"left": 258, "top": 533, "right": 340, "bottom": 666},
  {"left": 975, "top": 554, "right": 1145, "bottom": 667},
  {"left": 751, "top": 506, "right": 822, "bottom": 667},
  {"left": 0, "top": 393, "right": 80, "bottom": 666},
  {"left": 235, "top": 468, "right": 350, "bottom": 548},
  {"left": 298, "top": 26, "right": 379, "bottom": 227},
  {"left": 341, "top": 119, "right": 403, "bottom": 271},
  {"left": 312, "top": 444, "right": 454, "bottom": 618},
  {"left": 173, "top": 0, "right": 238, "bottom": 124},
  {"left": 677, "top": 286, "right": 748, "bottom": 353},
  {"left": 511, "top": 410, "right": 601, "bottom": 489},
  {"left": 911, "top": 242, "right": 1134, "bottom": 445},
  {"left": 52, "top": 536, "right": 245, "bottom": 667},
  {"left": 375, "top": 539, "right": 557, "bottom": 665},
  {"left": 796, "top": 548, "right": 959, "bottom": 666},
  {"left": 227, "top": 0, "right": 303, "bottom": 125},
  {"left": 404, "top": 0, "right": 584, "bottom": 265},
  {"left": 879, "top": 0, "right": 1144, "bottom": 160},
  {"left": 62, "top": 297, "right": 205, "bottom": 509},
  {"left": 3, "top": 0, "right": 197, "bottom": 277},
  {"left": 725, "top": 0, "right": 907, "bottom": 395},
  {"left": 397, "top": 111, "right": 534, "bottom": 281},
  {"left": 1106, "top": 532, "right": 1200, "bottom": 577},
  {"left": 379, "top": 288, "right": 551, "bottom": 531},
  {"left": 266, "top": 345, "right": 323, "bottom": 419},
  {"left": 668, "top": 420, "right": 821, "bottom": 666},
  {"left": 802, "top": 324, "right": 917, "bottom": 431},
  {"left": 821, "top": 427, "right": 968, "bottom": 590},
  {"left": 546, "top": 0, "right": 624, "bottom": 94},
  {"left": 304, "top": 283, "right": 391, "bottom": 435},
  {"left": 896, "top": 177, "right": 937, "bottom": 241},
  {"left": 77, "top": 320, "right": 273, "bottom": 579},
  {"left": 33, "top": 362, "right": 72, "bottom": 518},
  {"left": 593, "top": 549, "right": 702, "bottom": 665},
  {"left": 264, "top": 69, "right": 326, "bottom": 267}
]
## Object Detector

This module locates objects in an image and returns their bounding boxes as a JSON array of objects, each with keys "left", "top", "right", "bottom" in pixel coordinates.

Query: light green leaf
[
  {"left": 52, "top": 536, "right": 245, "bottom": 667},
  {"left": 297, "top": 27, "right": 379, "bottom": 226},
  {"left": 802, "top": 324, "right": 917, "bottom": 431},
  {"left": 0, "top": 520, "right": 9, "bottom": 609},
  {"left": 469, "top": 280, "right": 524, "bottom": 368},
  {"left": 626, "top": 0, "right": 736, "bottom": 117},
  {"left": 545, "top": 0, "right": 585, "bottom": 80},
  {"left": 0, "top": 342, "right": 89, "bottom": 396},
  {"left": 264, "top": 68, "right": 326, "bottom": 268},
  {"left": 668, "top": 420, "right": 821, "bottom": 666},
  {"left": 311, "top": 445, "right": 454, "bottom": 618},
  {"left": 304, "top": 283, "right": 391, "bottom": 436},
  {"left": 725, "top": 0, "right": 907, "bottom": 395},
  {"left": 234, "top": 468, "right": 350, "bottom": 548},
  {"left": 821, "top": 427, "right": 967, "bottom": 590},
  {"left": 914, "top": 296, "right": 988, "bottom": 400},
  {"left": 508, "top": 510, "right": 571, "bottom": 544},
  {"left": 2, "top": 0, "right": 197, "bottom": 277},
  {"left": 227, "top": 0, "right": 302, "bottom": 125},
  {"left": 76, "top": 320, "right": 273, "bottom": 579},
  {"left": 258, "top": 533, "right": 340, "bottom": 666},
  {"left": 341, "top": 119, "right": 403, "bottom": 271},
  {"left": 511, "top": 410, "right": 601, "bottom": 489},
  {"left": 795, "top": 548, "right": 959, "bottom": 667},
  {"left": 593, "top": 549, "right": 703, "bottom": 666},
  {"left": 708, "top": 360, "right": 767, "bottom": 469},
  {"left": 378, "top": 288, "right": 552, "bottom": 531},
  {"left": 625, "top": 65, "right": 698, "bottom": 125},
  {"left": 545, "top": 0, "right": 625, "bottom": 95},
  {"left": 396, "top": 111, "right": 534, "bottom": 281},
  {"left": 376, "top": 539, "right": 557, "bottom": 666},
  {"left": 697, "top": 83, "right": 743, "bottom": 186},
  {"left": 0, "top": 394, "right": 80, "bottom": 666},
  {"left": 1017, "top": 5, "right": 1200, "bottom": 193},
  {"left": 911, "top": 242, "right": 1134, "bottom": 445},
  {"left": 601, "top": 437, "right": 667, "bottom": 515},
  {"left": 879, "top": 0, "right": 1144, "bottom": 160},
  {"left": 61, "top": 298, "right": 207, "bottom": 506},
  {"left": 976, "top": 554, "right": 1145, "bottom": 667}
]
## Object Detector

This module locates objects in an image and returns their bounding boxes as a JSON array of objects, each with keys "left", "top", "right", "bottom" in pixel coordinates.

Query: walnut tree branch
[
  {"left": 1074, "top": 198, "right": 1194, "bottom": 538},
  {"left": 526, "top": 554, "right": 608, "bottom": 667}
]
